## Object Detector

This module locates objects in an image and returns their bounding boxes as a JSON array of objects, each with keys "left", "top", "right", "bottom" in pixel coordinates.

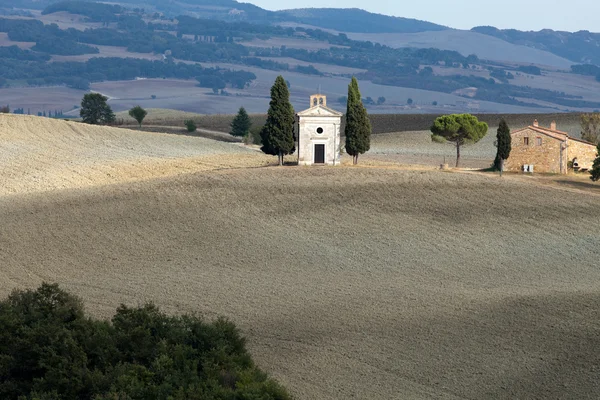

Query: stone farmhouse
[
  {"left": 505, "top": 120, "right": 597, "bottom": 174},
  {"left": 296, "top": 94, "right": 343, "bottom": 166}
]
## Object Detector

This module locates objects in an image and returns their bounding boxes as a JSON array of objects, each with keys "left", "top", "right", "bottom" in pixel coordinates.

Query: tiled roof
[
  {"left": 511, "top": 125, "right": 596, "bottom": 147},
  {"left": 511, "top": 126, "right": 567, "bottom": 141}
]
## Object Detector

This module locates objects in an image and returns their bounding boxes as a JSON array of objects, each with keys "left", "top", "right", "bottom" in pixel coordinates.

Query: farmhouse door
[{"left": 314, "top": 144, "right": 325, "bottom": 164}]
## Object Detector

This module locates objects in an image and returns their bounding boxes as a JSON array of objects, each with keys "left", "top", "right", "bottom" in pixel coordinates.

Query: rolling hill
[
  {"left": 278, "top": 8, "right": 446, "bottom": 33},
  {"left": 472, "top": 26, "right": 600, "bottom": 65},
  {"left": 0, "top": 114, "right": 264, "bottom": 195}
]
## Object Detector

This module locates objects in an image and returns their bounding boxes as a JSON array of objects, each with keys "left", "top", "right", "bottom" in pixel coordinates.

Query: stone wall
[
  {"left": 505, "top": 128, "right": 564, "bottom": 173},
  {"left": 568, "top": 139, "right": 598, "bottom": 170}
]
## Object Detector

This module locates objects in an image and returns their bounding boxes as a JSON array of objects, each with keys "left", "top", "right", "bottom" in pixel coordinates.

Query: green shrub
[
  {"left": 431, "top": 134, "right": 447, "bottom": 143},
  {"left": 248, "top": 125, "right": 263, "bottom": 145},
  {"left": 184, "top": 119, "right": 197, "bottom": 132},
  {"left": 0, "top": 283, "right": 291, "bottom": 400}
]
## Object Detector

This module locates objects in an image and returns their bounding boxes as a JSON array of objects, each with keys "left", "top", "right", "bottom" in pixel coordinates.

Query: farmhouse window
[
  {"left": 524, "top": 137, "right": 529, "bottom": 145},
  {"left": 536, "top": 137, "right": 542, "bottom": 146}
]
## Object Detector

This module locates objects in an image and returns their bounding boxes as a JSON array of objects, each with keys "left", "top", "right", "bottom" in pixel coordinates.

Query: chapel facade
[{"left": 296, "top": 94, "right": 343, "bottom": 166}]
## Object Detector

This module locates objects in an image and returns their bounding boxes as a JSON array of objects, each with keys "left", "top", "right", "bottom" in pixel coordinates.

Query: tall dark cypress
[
  {"left": 495, "top": 119, "right": 512, "bottom": 175},
  {"left": 344, "top": 77, "right": 371, "bottom": 165},
  {"left": 590, "top": 144, "right": 600, "bottom": 182},
  {"left": 260, "top": 76, "right": 295, "bottom": 166}
]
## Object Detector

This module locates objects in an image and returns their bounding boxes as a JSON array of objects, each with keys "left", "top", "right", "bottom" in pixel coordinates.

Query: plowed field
[{"left": 2, "top": 114, "right": 600, "bottom": 399}]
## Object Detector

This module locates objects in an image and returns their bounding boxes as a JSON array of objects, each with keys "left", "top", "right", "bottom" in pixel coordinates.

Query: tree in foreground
[
  {"left": 260, "top": 75, "right": 295, "bottom": 165},
  {"left": 0, "top": 283, "right": 291, "bottom": 400},
  {"left": 345, "top": 77, "right": 372, "bottom": 165},
  {"left": 128, "top": 105, "right": 147, "bottom": 128},
  {"left": 431, "top": 114, "right": 488, "bottom": 168},
  {"left": 230, "top": 106, "right": 252, "bottom": 138},
  {"left": 80, "top": 93, "right": 115, "bottom": 125},
  {"left": 494, "top": 119, "right": 512, "bottom": 175},
  {"left": 590, "top": 144, "right": 600, "bottom": 181}
]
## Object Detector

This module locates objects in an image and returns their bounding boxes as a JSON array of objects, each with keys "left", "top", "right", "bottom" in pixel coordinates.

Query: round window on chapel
[{"left": 316, "top": 127, "right": 324, "bottom": 134}]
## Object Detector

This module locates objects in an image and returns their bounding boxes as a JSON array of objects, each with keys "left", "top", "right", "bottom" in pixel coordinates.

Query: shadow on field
[
  {"left": 259, "top": 291, "right": 600, "bottom": 399},
  {"left": 400, "top": 292, "right": 600, "bottom": 399},
  {"left": 555, "top": 179, "right": 600, "bottom": 193},
  {"left": 434, "top": 292, "right": 600, "bottom": 399}
]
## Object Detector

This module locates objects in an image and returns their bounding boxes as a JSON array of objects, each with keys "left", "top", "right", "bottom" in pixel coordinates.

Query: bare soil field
[
  {"left": 367, "top": 130, "right": 495, "bottom": 168},
  {"left": 257, "top": 56, "right": 367, "bottom": 75},
  {"left": 1, "top": 165, "right": 600, "bottom": 399},
  {"left": 343, "top": 30, "right": 573, "bottom": 69},
  {"left": 0, "top": 114, "right": 262, "bottom": 195},
  {"left": 509, "top": 71, "right": 600, "bottom": 103},
  {"left": 0, "top": 32, "right": 35, "bottom": 49},
  {"left": 51, "top": 45, "right": 162, "bottom": 63},
  {"left": 242, "top": 37, "right": 344, "bottom": 50},
  {"left": 0, "top": 86, "right": 84, "bottom": 115}
]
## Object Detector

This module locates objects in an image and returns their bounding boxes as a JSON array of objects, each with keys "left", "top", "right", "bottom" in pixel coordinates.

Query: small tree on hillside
[
  {"left": 431, "top": 114, "right": 488, "bottom": 168},
  {"left": 590, "top": 144, "right": 600, "bottom": 181},
  {"left": 80, "top": 93, "right": 115, "bottom": 125},
  {"left": 581, "top": 113, "right": 600, "bottom": 144},
  {"left": 184, "top": 119, "right": 197, "bottom": 132},
  {"left": 230, "top": 107, "right": 252, "bottom": 138},
  {"left": 494, "top": 119, "right": 512, "bottom": 175},
  {"left": 345, "top": 77, "right": 372, "bottom": 165},
  {"left": 128, "top": 105, "right": 147, "bottom": 128},
  {"left": 260, "top": 76, "right": 295, "bottom": 166}
]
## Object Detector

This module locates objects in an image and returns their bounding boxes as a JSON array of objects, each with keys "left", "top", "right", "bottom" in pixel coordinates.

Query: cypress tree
[
  {"left": 230, "top": 107, "right": 252, "bottom": 137},
  {"left": 494, "top": 119, "right": 512, "bottom": 175},
  {"left": 344, "top": 77, "right": 371, "bottom": 165},
  {"left": 590, "top": 144, "right": 600, "bottom": 182},
  {"left": 260, "top": 76, "right": 295, "bottom": 166}
]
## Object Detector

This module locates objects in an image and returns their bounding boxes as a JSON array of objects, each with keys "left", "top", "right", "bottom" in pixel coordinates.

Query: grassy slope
[{"left": 1, "top": 167, "right": 600, "bottom": 399}]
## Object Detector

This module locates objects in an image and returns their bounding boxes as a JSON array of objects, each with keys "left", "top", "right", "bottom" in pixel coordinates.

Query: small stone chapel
[{"left": 296, "top": 94, "right": 343, "bottom": 166}]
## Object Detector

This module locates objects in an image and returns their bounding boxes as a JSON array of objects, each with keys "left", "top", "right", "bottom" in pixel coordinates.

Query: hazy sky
[{"left": 250, "top": 0, "right": 599, "bottom": 32}]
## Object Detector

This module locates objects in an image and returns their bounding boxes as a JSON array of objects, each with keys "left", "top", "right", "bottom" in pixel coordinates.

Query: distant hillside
[
  {"left": 472, "top": 26, "right": 600, "bottom": 65},
  {"left": 277, "top": 8, "right": 446, "bottom": 33}
]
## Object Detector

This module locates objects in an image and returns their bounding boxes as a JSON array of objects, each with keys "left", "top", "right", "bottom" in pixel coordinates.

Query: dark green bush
[
  {"left": 0, "top": 283, "right": 290, "bottom": 400},
  {"left": 185, "top": 119, "right": 197, "bottom": 132}
]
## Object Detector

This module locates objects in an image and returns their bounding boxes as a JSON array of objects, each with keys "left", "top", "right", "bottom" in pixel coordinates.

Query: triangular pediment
[{"left": 297, "top": 105, "right": 343, "bottom": 117}]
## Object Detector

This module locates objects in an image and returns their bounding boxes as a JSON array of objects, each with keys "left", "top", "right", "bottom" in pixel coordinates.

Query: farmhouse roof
[
  {"left": 511, "top": 125, "right": 568, "bottom": 141},
  {"left": 511, "top": 121, "right": 596, "bottom": 147}
]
